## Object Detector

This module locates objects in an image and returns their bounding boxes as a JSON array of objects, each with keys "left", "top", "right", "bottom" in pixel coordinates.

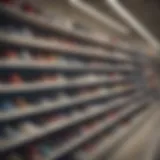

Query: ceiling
[
  {"left": 121, "top": 0, "right": 160, "bottom": 41},
  {"left": 83, "top": 0, "right": 160, "bottom": 48}
]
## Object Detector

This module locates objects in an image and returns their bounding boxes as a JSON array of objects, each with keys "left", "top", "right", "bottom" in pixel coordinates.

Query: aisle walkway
[{"left": 107, "top": 106, "right": 159, "bottom": 160}]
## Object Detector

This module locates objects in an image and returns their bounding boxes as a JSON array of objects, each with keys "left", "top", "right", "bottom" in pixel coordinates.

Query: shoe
[
  {"left": 9, "top": 73, "right": 23, "bottom": 84},
  {"left": 0, "top": 100, "right": 15, "bottom": 112},
  {"left": 20, "top": 50, "right": 32, "bottom": 61},
  {"left": 4, "top": 49, "right": 17, "bottom": 61},
  {"left": 3, "top": 125, "right": 21, "bottom": 139},
  {"left": 14, "top": 97, "right": 28, "bottom": 109},
  {"left": 19, "top": 121, "right": 39, "bottom": 135}
]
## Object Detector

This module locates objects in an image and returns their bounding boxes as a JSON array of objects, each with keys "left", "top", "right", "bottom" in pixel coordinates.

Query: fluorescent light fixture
[
  {"left": 106, "top": 0, "right": 159, "bottom": 49},
  {"left": 69, "top": 0, "right": 130, "bottom": 35}
]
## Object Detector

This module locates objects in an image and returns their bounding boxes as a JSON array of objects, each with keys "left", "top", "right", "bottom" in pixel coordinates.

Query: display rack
[
  {"left": 0, "top": 4, "right": 144, "bottom": 52},
  {"left": 0, "top": 2, "right": 158, "bottom": 160}
]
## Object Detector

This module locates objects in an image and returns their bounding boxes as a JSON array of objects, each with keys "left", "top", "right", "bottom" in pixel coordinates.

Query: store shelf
[
  {"left": 0, "top": 32, "right": 133, "bottom": 62},
  {"left": 0, "top": 60, "right": 134, "bottom": 72},
  {"left": 87, "top": 105, "right": 156, "bottom": 160},
  {"left": 0, "top": 2, "right": 157, "bottom": 160},
  {"left": 0, "top": 4, "right": 142, "bottom": 53},
  {"left": 0, "top": 92, "right": 141, "bottom": 152},
  {"left": 46, "top": 98, "right": 150, "bottom": 160},
  {"left": 0, "top": 33, "right": 111, "bottom": 59},
  {"left": 0, "top": 5, "right": 102, "bottom": 43},
  {"left": 0, "top": 77, "right": 132, "bottom": 95},
  {"left": 0, "top": 88, "right": 138, "bottom": 122}
]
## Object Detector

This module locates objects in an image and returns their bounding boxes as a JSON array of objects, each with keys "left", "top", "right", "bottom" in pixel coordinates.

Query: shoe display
[{"left": 0, "top": 1, "right": 157, "bottom": 160}]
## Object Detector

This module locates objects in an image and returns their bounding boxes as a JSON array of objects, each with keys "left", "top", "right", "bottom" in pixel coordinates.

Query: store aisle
[
  {"left": 0, "top": 1, "right": 159, "bottom": 160},
  {"left": 107, "top": 106, "right": 159, "bottom": 160}
]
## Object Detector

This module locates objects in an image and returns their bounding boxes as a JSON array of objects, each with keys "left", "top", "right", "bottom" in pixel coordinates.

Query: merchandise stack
[{"left": 0, "top": 1, "right": 158, "bottom": 160}]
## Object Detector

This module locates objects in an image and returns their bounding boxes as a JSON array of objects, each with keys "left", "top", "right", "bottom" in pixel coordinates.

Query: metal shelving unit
[
  {"left": 0, "top": 4, "right": 145, "bottom": 53},
  {"left": 0, "top": 88, "right": 139, "bottom": 122},
  {"left": 0, "top": 78, "right": 133, "bottom": 95},
  {"left": 1, "top": 93, "right": 146, "bottom": 153},
  {"left": 0, "top": 3, "right": 157, "bottom": 160}
]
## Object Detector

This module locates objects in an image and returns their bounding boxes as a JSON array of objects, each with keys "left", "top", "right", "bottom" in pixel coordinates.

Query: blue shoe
[{"left": 0, "top": 101, "right": 14, "bottom": 112}]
